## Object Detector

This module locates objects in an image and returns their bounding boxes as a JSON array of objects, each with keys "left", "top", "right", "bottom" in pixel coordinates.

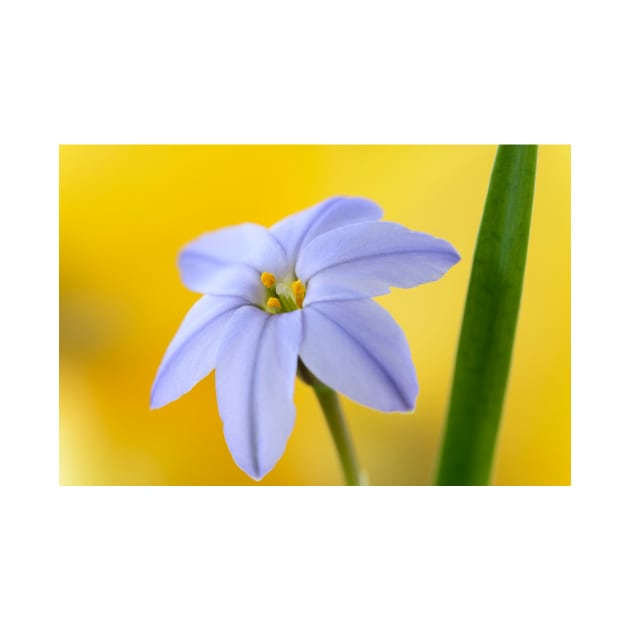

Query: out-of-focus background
[{"left": 59, "top": 145, "right": 570, "bottom": 485}]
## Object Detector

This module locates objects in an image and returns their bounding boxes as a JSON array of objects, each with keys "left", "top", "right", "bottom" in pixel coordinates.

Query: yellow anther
[
  {"left": 260, "top": 272, "right": 276, "bottom": 288},
  {"left": 291, "top": 280, "right": 305, "bottom": 308},
  {"left": 266, "top": 297, "right": 282, "bottom": 312}
]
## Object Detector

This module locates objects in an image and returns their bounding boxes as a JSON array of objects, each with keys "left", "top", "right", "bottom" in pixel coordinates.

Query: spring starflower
[{"left": 151, "top": 197, "right": 460, "bottom": 480}]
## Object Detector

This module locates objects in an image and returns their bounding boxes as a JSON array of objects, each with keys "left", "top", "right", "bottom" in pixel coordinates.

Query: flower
[{"left": 151, "top": 197, "right": 460, "bottom": 480}]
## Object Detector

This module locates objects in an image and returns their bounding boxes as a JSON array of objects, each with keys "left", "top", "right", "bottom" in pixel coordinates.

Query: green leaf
[{"left": 435, "top": 145, "right": 538, "bottom": 485}]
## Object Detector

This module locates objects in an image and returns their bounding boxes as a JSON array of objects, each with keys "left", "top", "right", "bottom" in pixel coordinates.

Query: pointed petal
[
  {"left": 150, "top": 296, "right": 245, "bottom": 409},
  {"left": 179, "top": 223, "right": 289, "bottom": 294},
  {"left": 297, "top": 222, "right": 460, "bottom": 303},
  {"left": 300, "top": 300, "right": 418, "bottom": 412},
  {"left": 215, "top": 307, "right": 303, "bottom": 480},
  {"left": 270, "top": 197, "right": 383, "bottom": 264}
]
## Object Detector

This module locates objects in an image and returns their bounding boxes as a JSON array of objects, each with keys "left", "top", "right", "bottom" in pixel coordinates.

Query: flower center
[{"left": 260, "top": 272, "right": 305, "bottom": 313}]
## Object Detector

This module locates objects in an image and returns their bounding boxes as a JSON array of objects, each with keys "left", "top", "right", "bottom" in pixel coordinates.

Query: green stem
[
  {"left": 435, "top": 145, "right": 538, "bottom": 485},
  {"left": 298, "top": 360, "right": 365, "bottom": 486}
]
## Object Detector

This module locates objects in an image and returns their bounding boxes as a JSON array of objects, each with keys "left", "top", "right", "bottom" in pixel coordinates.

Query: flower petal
[
  {"left": 150, "top": 295, "right": 246, "bottom": 409},
  {"left": 179, "top": 223, "right": 289, "bottom": 294},
  {"left": 300, "top": 299, "right": 418, "bottom": 412},
  {"left": 215, "top": 306, "right": 303, "bottom": 480},
  {"left": 182, "top": 263, "right": 266, "bottom": 304},
  {"left": 271, "top": 196, "right": 383, "bottom": 265},
  {"left": 297, "top": 222, "right": 460, "bottom": 304}
]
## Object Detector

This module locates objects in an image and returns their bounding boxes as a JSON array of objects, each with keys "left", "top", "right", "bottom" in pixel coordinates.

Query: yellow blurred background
[{"left": 59, "top": 145, "right": 570, "bottom": 485}]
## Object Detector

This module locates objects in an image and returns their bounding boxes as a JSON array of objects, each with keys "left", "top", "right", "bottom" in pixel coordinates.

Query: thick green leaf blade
[{"left": 435, "top": 145, "right": 538, "bottom": 485}]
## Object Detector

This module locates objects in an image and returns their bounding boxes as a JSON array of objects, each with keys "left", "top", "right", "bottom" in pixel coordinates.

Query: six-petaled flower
[{"left": 151, "top": 197, "right": 460, "bottom": 480}]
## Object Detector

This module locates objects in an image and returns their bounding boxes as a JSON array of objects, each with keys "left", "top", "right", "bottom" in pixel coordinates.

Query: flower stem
[{"left": 298, "top": 360, "right": 366, "bottom": 486}]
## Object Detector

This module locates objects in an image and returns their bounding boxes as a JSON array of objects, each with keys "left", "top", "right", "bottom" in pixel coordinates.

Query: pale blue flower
[{"left": 151, "top": 197, "right": 460, "bottom": 480}]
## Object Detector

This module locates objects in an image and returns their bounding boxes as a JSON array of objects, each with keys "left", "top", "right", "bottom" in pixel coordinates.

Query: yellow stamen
[
  {"left": 291, "top": 280, "right": 305, "bottom": 308},
  {"left": 266, "top": 297, "right": 282, "bottom": 312},
  {"left": 260, "top": 272, "right": 276, "bottom": 288}
]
